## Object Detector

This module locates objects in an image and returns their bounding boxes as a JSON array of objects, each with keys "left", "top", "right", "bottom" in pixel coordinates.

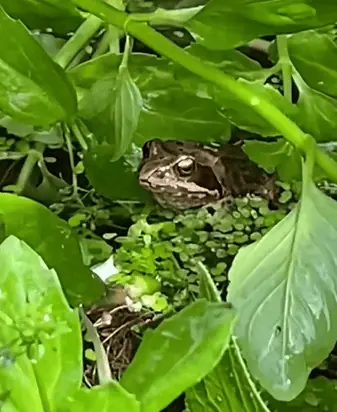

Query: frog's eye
[{"left": 176, "top": 158, "right": 195, "bottom": 176}]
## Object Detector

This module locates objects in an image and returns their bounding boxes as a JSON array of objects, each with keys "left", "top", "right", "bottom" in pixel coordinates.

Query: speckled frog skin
[{"left": 138, "top": 139, "right": 278, "bottom": 210}]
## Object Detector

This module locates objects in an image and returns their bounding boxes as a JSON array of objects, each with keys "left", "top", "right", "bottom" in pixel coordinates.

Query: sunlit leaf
[
  {"left": 0, "top": 193, "right": 105, "bottom": 306},
  {"left": 227, "top": 159, "right": 337, "bottom": 401},
  {"left": 185, "top": 0, "right": 337, "bottom": 50},
  {"left": 121, "top": 299, "right": 236, "bottom": 412},
  {"left": 0, "top": 0, "right": 83, "bottom": 34},
  {"left": 63, "top": 382, "right": 140, "bottom": 412},
  {"left": 0, "top": 7, "right": 77, "bottom": 127},
  {"left": 0, "top": 236, "right": 82, "bottom": 412}
]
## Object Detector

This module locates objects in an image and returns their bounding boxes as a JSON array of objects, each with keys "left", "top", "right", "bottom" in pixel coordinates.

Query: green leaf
[
  {"left": 0, "top": 7, "right": 77, "bottom": 127},
  {"left": 121, "top": 299, "right": 236, "bottom": 412},
  {"left": 185, "top": 0, "right": 337, "bottom": 50},
  {"left": 293, "top": 72, "right": 337, "bottom": 142},
  {"left": 243, "top": 139, "right": 302, "bottom": 181},
  {"left": 185, "top": 345, "right": 271, "bottom": 412},
  {"left": 114, "top": 66, "right": 143, "bottom": 160},
  {"left": 69, "top": 52, "right": 175, "bottom": 92},
  {"left": 0, "top": 0, "right": 83, "bottom": 34},
  {"left": 135, "top": 88, "right": 231, "bottom": 145},
  {"left": 0, "top": 193, "right": 105, "bottom": 306},
  {"left": 63, "top": 381, "right": 140, "bottom": 412},
  {"left": 0, "top": 236, "right": 82, "bottom": 412},
  {"left": 286, "top": 30, "right": 337, "bottom": 99},
  {"left": 189, "top": 263, "right": 270, "bottom": 412},
  {"left": 214, "top": 80, "right": 297, "bottom": 137},
  {"left": 79, "top": 67, "right": 143, "bottom": 161},
  {"left": 182, "top": 44, "right": 271, "bottom": 83},
  {"left": 227, "top": 160, "right": 337, "bottom": 400},
  {"left": 266, "top": 376, "right": 337, "bottom": 411},
  {"left": 83, "top": 144, "right": 151, "bottom": 202}
]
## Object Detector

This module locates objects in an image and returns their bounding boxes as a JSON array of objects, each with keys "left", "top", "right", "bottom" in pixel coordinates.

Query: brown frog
[{"left": 138, "top": 139, "right": 278, "bottom": 210}]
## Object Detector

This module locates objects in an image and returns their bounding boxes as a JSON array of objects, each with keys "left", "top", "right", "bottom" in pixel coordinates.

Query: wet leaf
[
  {"left": 0, "top": 236, "right": 82, "bottom": 411},
  {"left": 0, "top": 193, "right": 105, "bottom": 306},
  {"left": 185, "top": 0, "right": 337, "bottom": 50},
  {"left": 0, "top": 7, "right": 77, "bottom": 127},
  {"left": 121, "top": 299, "right": 236, "bottom": 412},
  {"left": 227, "top": 160, "right": 337, "bottom": 400}
]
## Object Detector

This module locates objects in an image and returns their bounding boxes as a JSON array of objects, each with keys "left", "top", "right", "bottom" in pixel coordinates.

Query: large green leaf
[
  {"left": 134, "top": 88, "right": 231, "bottom": 145},
  {"left": 0, "top": 0, "right": 83, "bottom": 34},
  {"left": 0, "top": 193, "right": 105, "bottom": 306},
  {"left": 266, "top": 377, "right": 337, "bottom": 411},
  {"left": 121, "top": 299, "right": 236, "bottom": 412},
  {"left": 227, "top": 158, "right": 337, "bottom": 401},
  {"left": 63, "top": 381, "right": 140, "bottom": 412},
  {"left": 185, "top": 0, "right": 337, "bottom": 50},
  {"left": 0, "top": 7, "right": 77, "bottom": 127},
  {"left": 0, "top": 236, "right": 82, "bottom": 412},
  {"left": 185, "top": 264, "right": 270, "bottom": 412},
  {"left": 287, "top": 30, "right": 337, "bottom": 99}
]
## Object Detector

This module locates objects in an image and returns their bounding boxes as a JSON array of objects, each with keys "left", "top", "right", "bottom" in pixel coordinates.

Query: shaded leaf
[
  {"left": 243, "top": 139, "right": 302, "bottom": 181},
  {"left": 135, "top": 88, "right": 231, "bottom": 145},
  {"left": 0, "top": 236, "right": 82, "bottom": 411},
  {"left": 0, "top": 7, "right": 77, "bottom": 127},
  {"left": 0, "top": 0, "right": 83, "bottom": 34},
  {"left": 185, "top": 0, "right": 337, "bottom": 50},
  {"left": 0, "top": 193, "right": 105, "bottom": 306},
  {"left": 227, "top": 160, "right": 337, "bottom": 400},
  {"left": 63, "top": 382, "right": 140, "bottom": 412},
  {"left": 83, "top": 144, "right": 151, "bottom": 202},
  {"left": 293, "top": 72, "right": 337, "bottom": 142},
  {"left": 121, "top": 299, "right": 236, "bottom": 412}
]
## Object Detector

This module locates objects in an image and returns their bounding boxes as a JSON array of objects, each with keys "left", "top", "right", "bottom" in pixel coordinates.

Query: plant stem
[
  {"left": 70, "top": 0, "right": 337, "bottom": 182},
  {"left": 71, "top": 121, "right": 89, "bottom": 151},
  {"left": 54, "top": 14, "right": 103, "bottom": 69},
  {"left": 15, "top": 150, "right": 42, "bottom": 194},
  {"left": 276, "top": 35, "right": 293, "bottom": 102}
]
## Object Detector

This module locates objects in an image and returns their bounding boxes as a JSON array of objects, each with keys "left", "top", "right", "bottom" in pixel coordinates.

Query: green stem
[
  {"left": 70, "top": 0, "right": 337, "bottom": 182},
  {"left": 15, "top": 150, "right": 42, "bottom": 194},
  {"left": 276, "top": 35, "right": 293, "bottom": 102},
  {"left": 54, "top": 14, "right": 103, "bottom": 69},
  {"left": 70, "top": 120, "right": 89, "bottom": 151}
]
